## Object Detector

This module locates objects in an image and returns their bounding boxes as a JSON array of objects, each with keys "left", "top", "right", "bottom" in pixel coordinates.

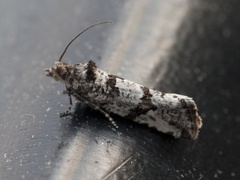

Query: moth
[{"left": 44, "top": 22, "right": 202, "bottom": 140}]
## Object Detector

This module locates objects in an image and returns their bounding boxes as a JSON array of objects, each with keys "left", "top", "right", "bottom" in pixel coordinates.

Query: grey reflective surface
[{"left": 0, "top": 0, "right": 239, "bottom": 180}]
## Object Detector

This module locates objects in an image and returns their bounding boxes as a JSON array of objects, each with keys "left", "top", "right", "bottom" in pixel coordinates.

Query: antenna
[{"left": 59, "top": 21, "right": 112, "bottom": 62}]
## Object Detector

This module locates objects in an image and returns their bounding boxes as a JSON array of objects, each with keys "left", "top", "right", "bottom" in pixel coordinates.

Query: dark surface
[{"left": 0, "top": 0, "right": 240, "bottom": 180}]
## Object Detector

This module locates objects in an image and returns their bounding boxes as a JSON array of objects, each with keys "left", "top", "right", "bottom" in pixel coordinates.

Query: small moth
[{"left": 44, "top": 22, "right": 202, "bottom": 140}]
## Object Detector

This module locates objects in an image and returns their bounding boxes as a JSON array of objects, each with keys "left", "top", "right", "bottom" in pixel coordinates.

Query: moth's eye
[{"left": 53, "top": 75, "right": 59, "bottom": 81}]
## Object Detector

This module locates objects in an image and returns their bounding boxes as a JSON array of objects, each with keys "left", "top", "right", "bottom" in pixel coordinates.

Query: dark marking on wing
[
  {"left": 125, "top": 86, "right": 157, "bottom": 120},
  {"left": 106, "top": 74, "right": 120, "bottom": 97},
  {"left": 86, "top": 60, "right": 97, "bottom": 82},
  {"left": 179, "top": 98, "right": 200, "bottom": 139},
  {"left": 161, "top": 93, "right": 165, "bottom": 98}
]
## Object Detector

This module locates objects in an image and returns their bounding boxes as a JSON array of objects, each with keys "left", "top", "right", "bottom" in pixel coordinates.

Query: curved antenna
[{"left": 59, "top": 21, "right": 112, "bottom": 61}]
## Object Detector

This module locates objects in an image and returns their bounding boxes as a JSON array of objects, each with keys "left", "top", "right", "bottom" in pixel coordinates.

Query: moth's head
[
  {"left": 44, "top": 22, "right": 111, "bottom": 83},
  {"left": 44, "top": 61, "right": 69, "bottom": 82}
]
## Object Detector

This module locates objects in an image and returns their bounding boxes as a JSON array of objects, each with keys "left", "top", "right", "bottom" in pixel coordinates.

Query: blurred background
[{"left": 0, "top": 0, "right": 239, "bottom": 179}]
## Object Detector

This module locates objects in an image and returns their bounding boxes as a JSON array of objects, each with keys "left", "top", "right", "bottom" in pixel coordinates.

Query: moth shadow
[{"left": 70, "top": 102, "right": 176, "bottom": 144}]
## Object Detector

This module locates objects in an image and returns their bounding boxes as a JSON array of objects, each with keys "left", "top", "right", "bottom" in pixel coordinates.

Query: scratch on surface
[
  {"left": 126, "top": 167, "right": 144, "bottom": 180},
  {"left": 20, "top": 114, "right": 36, "bottom": 121},
  {"left": 101, "top": 155, "right": 133, "bottom": 180},
  {"left": 197, "top": 174, "right": 204, "bottom": 180}
]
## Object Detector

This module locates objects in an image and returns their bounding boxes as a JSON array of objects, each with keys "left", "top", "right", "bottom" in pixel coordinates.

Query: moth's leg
[
  {"left": 59, "top": 87, "right": 73, "bottom": 117},
  {"left": 62, "top": 89, "right": 68, "bottom": 94},
  {"left": 73, "top": 92, "right": 118, "bottom": 129}
]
